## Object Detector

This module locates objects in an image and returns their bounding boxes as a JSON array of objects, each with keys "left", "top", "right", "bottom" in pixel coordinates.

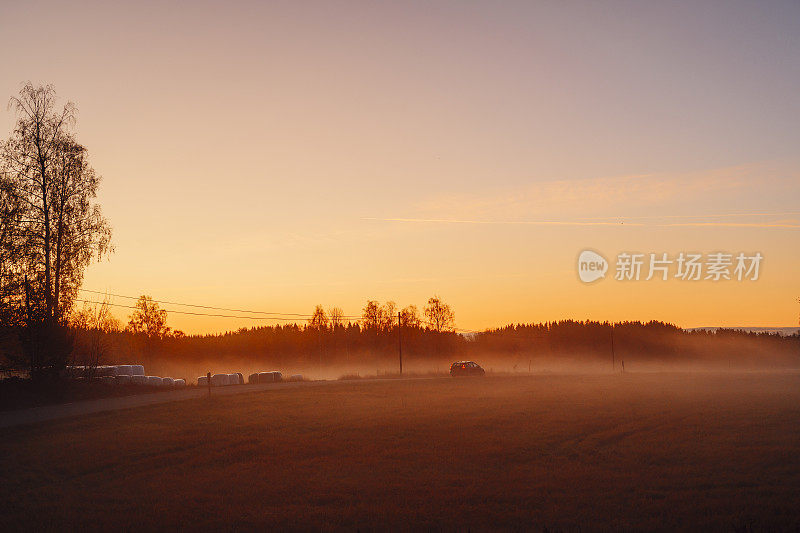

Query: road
[{"left": 0, "top": 380, "right": 323, "bottom": 429}]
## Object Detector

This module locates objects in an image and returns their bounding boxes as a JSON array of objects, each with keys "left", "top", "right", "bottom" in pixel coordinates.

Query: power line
[
  {"left": 78, "top": 289, "right": 360, "bottom": 318},
  {"left": 78, "top": 289, "right": 481, "bottom": 332},
  {"left": 75, "top": 299, "right": 318, "bottom": 322}
]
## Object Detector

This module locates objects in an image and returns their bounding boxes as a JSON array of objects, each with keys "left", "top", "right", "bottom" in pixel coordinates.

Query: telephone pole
[
  {"left": 398, "top": 312, "right": 403, "bottom": 375},
  {"left": 610, "top": 323, "right": 616, "bottom": 371},
  {"left": 24, "top": 275, "right": 34, "bottom": 375}
]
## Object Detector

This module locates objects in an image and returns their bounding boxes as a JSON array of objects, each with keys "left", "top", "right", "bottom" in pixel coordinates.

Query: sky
[{"left": 1, "top": 0, "right": 799, "bottom": 334}]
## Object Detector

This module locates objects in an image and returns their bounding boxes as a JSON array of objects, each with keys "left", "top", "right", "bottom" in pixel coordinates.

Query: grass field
[{"left": 2, "top": 373, "right": 799, "bottom": 531}]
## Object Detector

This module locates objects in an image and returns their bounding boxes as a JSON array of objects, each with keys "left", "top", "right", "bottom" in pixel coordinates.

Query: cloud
[
  {"left": 363, "top": 217, "right": 800, "bottom": 228},
  {"left": 415, "top": 165, "right": 758, "bottom": 219},
  {"left": 362, "top": 217, "right": 642, "bottom": 226},
  {"left": 377, "top": 162, "right": 800, "bottom": 227}
]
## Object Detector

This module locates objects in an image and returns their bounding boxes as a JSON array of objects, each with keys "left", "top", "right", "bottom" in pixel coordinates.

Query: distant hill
[{"left": 685, "top": 327, "right": 799, "bottom": 336}]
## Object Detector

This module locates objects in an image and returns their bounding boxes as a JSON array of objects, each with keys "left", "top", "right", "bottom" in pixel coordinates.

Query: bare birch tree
[{"left": 1, "top": 83, "right": 111, "bottom": 323}]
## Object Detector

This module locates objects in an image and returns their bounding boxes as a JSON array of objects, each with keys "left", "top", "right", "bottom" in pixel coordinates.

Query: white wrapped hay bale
[
  {"left": 94, "top": 366, "right": 114, "bottom": 377},
  {"left": 114, "top": 365, "right": 135, "bottom": 376},
  {"left": 173, "top": 379, "right": 186, "bottom": 387},
  {"left": 146, "top": 376, "right": 162, "bottom": 386},
  {"left": 211, "top": 373, "right": 229, "bottom": 387},
  {"left": 235, "top": 373, "right": 244, "bottom": 385},
  {"left": 258, "top": 372, "right": 273, "bottom": 383},
  {"left": 115, "top": 374, "right": 132, "bottom": 385},
  {"left": 248, "top": 373, "right": 259, "bottom": 384},
  {"left": 197, "top": 376, "right": 209, "bottom": 387},
  {"left": 65, "top": 365, "right": 89, "bottom": 378},
  {"left": 271, "top": 371, "right": 283, "bottom": 382},
  {"left": 130, "top": 375, "right": 147, "bottom": 385},
  {"left": 227, "top": 373, "right": 238, "bottom": 386},
  {"left": 161, "top": 377, "right": 175, "bottom": 387},
  {"left": 100, "top": 376, "right": 116, "bottom": 385},
  {"left": 115, "top": 364, "right": 145, "bottom": 376}
]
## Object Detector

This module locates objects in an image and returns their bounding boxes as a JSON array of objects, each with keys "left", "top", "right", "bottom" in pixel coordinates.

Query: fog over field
[
  {"left": 3, "top": 372, "right": 799, "bottom": 531},
  {"left": 147, "top": 354, "right": 800, "bottom": 386},
  {"left": 86, "top": 319, "right": 800, "bottom": 385}
]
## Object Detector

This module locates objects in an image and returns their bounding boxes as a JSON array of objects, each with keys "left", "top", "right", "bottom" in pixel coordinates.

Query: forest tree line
[
  {"left": 53, "top": 296, "right": 800, "bottom": 375},
  {"left": 3, "top": 285, "right": 799, "bottom": 376}
]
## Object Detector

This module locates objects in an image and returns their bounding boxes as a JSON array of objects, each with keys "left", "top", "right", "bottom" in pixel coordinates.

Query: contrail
[
  {"left": 361, "top": 217, "right": 643, "bottom": 226},
  {"left": 576, "top": 211, "right": 800, "bottom": 220},
  {"left": 659, "top": 222, "right": 800, "bottom": 228},
  {"left": 363, "top": 216, "right": 799, "bottom": 228}
]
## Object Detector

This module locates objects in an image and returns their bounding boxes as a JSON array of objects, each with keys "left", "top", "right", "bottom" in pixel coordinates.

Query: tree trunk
[{"left": 35, "top": 120, "right": 53, "bottom": 321}]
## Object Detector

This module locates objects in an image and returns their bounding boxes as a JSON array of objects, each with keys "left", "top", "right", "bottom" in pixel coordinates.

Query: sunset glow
[{"left": 2, "top": 1, "right": 798, "bottom": 333}]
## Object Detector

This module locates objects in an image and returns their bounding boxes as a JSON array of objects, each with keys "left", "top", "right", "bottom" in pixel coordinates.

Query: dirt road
[{"left": 0, "top": 380, "right": 320, "bottom": 428}]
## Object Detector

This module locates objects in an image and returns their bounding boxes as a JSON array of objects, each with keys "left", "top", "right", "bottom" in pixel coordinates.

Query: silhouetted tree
[
  {"left": 126, "top": 296, "right": 170, "bottom": 338},
  {"left": 424, "top": 296, "right": 454, "bottom": 332},
  {"left": 0, "top": 168, "right": 25, "bottom": 327},
  {"left": 380, "top": 301, "right": 397, "bottom": 331},
  {"left": 124, "top": 295, "right": 170, "bottom": 370},
  {"left": 1, "top": 83, "right": 111, "bottom": 324},
  {"left": 400, "top": 305, "right": 421, "bottom": 328},
  {"left": 328, "top": 306, "right": 344, "bottom": 329},
  {"left": 361, "top": 300, "right": 381, "bottom": 332},
  {"left": 71, "top": 298, "right": 119, "bottom": 371},
  {"left": 308, "top": 304, "right": 328, "bottom": 330}
]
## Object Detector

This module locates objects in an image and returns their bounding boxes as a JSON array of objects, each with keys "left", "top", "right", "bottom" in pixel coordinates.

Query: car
[{"left": 450, "top": 361, "right": 485, "bottom": 377}]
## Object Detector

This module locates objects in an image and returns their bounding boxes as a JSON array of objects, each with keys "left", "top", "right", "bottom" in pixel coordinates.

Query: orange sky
[{"left": 1, "top": 1, "right": 799, "bottom": 334}]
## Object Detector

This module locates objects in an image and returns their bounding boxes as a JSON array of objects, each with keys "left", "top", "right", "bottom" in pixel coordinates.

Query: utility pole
[
  {"left": 398, "top": 312, "right": 403, "bottom": 375},
  {"left": 24, "top": 275, "right": 33, "bottom": 375},
  {"left": 610, "top": 323, "right": 616, "bottom": 371},
  {"left": 24, "top": 275, "right": 30, "bottom": 323}
]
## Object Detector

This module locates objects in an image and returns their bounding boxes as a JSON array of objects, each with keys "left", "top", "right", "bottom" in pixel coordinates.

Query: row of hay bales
[
  {"left": 98, "top": 375, "right": 187, "bottom": 387},
  {"left": 64, "top": 364, "right": 146, "bottom": 378},
  {"left": 248, "top": 371, "right": 283, "bottom": 384},
  {"left": 249, "top": 372, "right": 304, "bottom": 383},
  {"left": 65, "top": 365, "right": 186, "bottom": 388},
  {"left": 196, "top": 371, "right": 305, "bottom": 386},
  {"left": 197, "top": 373, "right": 244, "bottom": 387}
]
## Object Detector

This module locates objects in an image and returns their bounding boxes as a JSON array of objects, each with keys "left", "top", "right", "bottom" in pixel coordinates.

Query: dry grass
[
  {"left": 2, "top": 373, "right": 800, "bottom": 531},
  {"left": 0, "top": 378, "right": 169, "bottom": 411}
]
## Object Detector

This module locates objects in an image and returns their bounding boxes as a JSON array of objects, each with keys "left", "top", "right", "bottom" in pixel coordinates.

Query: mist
[{"left": 79, "top": 320, "right": 799, "bottom": 384}]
